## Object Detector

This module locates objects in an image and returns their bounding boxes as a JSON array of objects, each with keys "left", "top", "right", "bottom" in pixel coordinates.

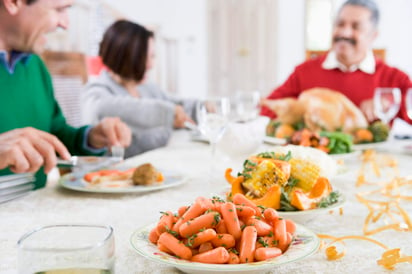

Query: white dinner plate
[
  {"left": 353, "top": 141, "right": 388, "bottom": 151},
  {"left": 278, "top": 193, "right": 346, "bottom": 224},
  {"left": 263, "top": 136, "right": 287, "bottom": 145},
  {"left": 329, "top": 150, "right": 361, "bottom": 160},
  {"left": 59, "top": 169, "right": 187, "bottom": 194},
  {"left": 130, "top": 222, "right": 319, "bottom": 274}
]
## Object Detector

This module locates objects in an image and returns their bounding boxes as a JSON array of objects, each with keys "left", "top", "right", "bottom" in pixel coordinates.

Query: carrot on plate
[
  {"left": 285, "top": 219, "right": 297, "bottom": 234},
  {"left": 179, "top": 212, "right": 220, "bottom": 238},
  {"left": 211, "top": 233, "right": 236, "bottom": 249},
  {"left": 263, "top": 208, "right": 279, "bottom": 225},
  {"left": 255, "top": 247, "right": 282, "bottom": 261},
  {"left": 216, "top": 219, "right": 228, "bottom": 234},
  {"left": 246, "top": 217, "right": 272, "bottom": 237},
  {"left": 158, "top": 232, "right": 192, "bottom": 260},
  {"left": 198, "top": 242, "right": 214, "bottom": 253},
  {"left": 186, "top": 228, "right": 217, "bottom": 248},
  {"left": 232, "top": 193, "right": 262, "bottom": 216},
  {"left": 221, "top": 202, "right": 242, "bottom": 240},
  {"left": 191, "top": 247, "right": 230, "bottom": 264},
  {"left": 274, "top": 218, "right": 287, "bottom": 248},
  {"left": 235, "top": 205, "right": 256, "bottom": 220},
  {"left": 239, "top": 226, "right": 258, "bottom": 263},
  {"left": 228, "top": 250, "right": 240, "bottom": 264},
  {"left": 172, "top": 202, "right": 208, "bottom": 232},
  {"left": 156, "top": 211, "right": 175, "bottom": 234},
  {"left": 148, "top": 227, "right": 160, "bottom": 244}
]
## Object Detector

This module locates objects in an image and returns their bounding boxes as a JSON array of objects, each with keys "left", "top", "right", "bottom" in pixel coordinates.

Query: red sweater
[{"left": 261, "top": 55, "right": 412, "bottom": 123}]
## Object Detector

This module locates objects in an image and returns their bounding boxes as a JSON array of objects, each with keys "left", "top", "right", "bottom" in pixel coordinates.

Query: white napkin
[{"left": 391, "top": 118, "right": 412, "bottom": 139}]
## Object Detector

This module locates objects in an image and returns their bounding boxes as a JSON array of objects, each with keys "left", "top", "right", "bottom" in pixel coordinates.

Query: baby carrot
[
  {"left": 157, "top": 211, "right": 175, "bottom": 234},
  {"left": 232, "top": 193, "right": 262, "bottom": 216},
  {"left": 256, "top": 235, "right": 277, "bottom": 248},
  {"left": 195, "top": 197, "right": 214, "bottom": 211},
  {"left": 211, "top": 233, "right": 236, "bottom": 249},
  {"left": 228, "top": 250, "right": 240, "bottom": 264},
  {"left": 157, "top": 242, "right": 173, "bottom": 254},
  {"left": 148, "top": 227, "right": 160, "bottom": 244},
  {"left": 246, "top": 217, "right": 272, "bottom": 237},
  {"left": 158, "top": 232, "right": 192, "bottom": 260},
  {"left": 177, "top": 205, "right": 189, "bottom": 217},
  {"left": 263, "top": 208, "right": 279, "bottom": 225},
  {"left": 235, "top": 205, "right": 256, "bottom": 220},
  {"left": 191, "top": 247, "right": 230, "bottom": 264},
  {"left": 278, "top": 232, "right": 293, "bottom": 252},
  {"left": 274, "top": 218, "right": 287, "bottom": 249},
  {"left": 239, "top": 226, "right": 258, "bottom": 263},
  {"left": 221, "top": 202, "right": 242, "bottom": 240},
  {"left": 186, "top": 228, "right": 217, "bottom": 248},
  {"left": 216, "top": 219, "right": 228, "bottom": 234},
  {"left": 172, "top": 202, "right": 207, "bottom": 232},
  {"left": 198, "top": 242, "right": 214, "bottom": 253},
  {"left": 285, "top": 219, "right": 296, "bottom": 234},
  {"left": 179, "top": 212, "right": 220, "bottom": 238},
  {"left": 254, "top": 247, "right": 282, "bottom": 261}
]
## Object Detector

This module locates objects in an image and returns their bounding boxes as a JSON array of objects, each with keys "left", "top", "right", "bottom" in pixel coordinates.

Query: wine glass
[
  {"left": 406, "top": 88, "right": 412, "bottom": 120},
  {"left": 373, "top": 87, "right": 401, "bottom": 124},
  {"left": 234, "top": 90, "right": 261, "bottom": 122},
  {"left": 196, "top": 97, "right": 231, "bottom": 191}
]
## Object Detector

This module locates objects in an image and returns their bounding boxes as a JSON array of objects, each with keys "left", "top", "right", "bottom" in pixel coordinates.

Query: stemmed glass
[
  {"left": 196, "top": 97, "right": 231, "bottom": 190},
  {"left": 234, "top": 90, "right": 261, "bottom": 122},
  {"left": 406, "top": 88, "right": 412, "bottom": 120},
  {"left": 373, "top": 87, "right": 401, "bottom": 124}
]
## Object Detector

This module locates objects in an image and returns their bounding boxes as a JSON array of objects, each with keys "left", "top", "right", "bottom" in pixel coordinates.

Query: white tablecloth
[{"left": 1, "top": 130, "right": 412, "bottom": 273}]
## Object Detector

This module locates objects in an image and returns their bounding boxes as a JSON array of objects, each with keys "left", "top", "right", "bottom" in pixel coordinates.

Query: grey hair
[{"left": 339, "top": 0, "right": 380, "bottom": 27}]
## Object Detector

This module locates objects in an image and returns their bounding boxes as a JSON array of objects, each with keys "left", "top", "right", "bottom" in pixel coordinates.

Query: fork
[{"left": 111, "top": 146, "right": 125, "bottom": 160}]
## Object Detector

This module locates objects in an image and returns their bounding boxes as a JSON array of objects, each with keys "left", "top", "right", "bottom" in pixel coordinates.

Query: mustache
[{"left": 333, "top": 37, "right": 356, "bottom": 45}]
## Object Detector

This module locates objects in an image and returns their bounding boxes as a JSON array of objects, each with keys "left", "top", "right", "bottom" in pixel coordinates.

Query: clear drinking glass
[
  {"left": 373, "top": 87, "right": 401, "bottom": 124},
  {"left": 18, "top": 224, "right": 115, "bottom": 274},
  {"left": 196, "top": 97, "right": 231, "bottom": 190},
  {"left": 234, "top": 90, "right": 261, "bottom": 122},
  {"left": 406, "top": 88, "right": 412, "bottom": 120}
]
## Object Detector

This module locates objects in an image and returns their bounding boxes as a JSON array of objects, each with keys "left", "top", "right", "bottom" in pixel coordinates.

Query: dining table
[{"left": 1, "top": 128, "right": 412, "bottom": 274}]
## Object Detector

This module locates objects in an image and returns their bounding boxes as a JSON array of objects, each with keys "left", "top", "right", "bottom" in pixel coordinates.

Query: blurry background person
[
  {"left": 0, "top": 0, "right": 131, "bottom": 189},
  {"left": 261, "top": 0, "right": 412, "bottom": 124},
  {"left": 81, "top": 20, "right": 197, "bottom": 158}
]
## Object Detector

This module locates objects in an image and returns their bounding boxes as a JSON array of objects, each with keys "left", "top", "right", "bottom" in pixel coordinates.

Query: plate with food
[
  {"left": 59, "top": 163, "right": 187, "bottom": 193},
  {"left": 224, "top": 147, "right": 344, "bottom": 223},
  {"left": 263, "top": 89, "right": 390, "bottom": 155},
  {"left": 130, "top": 196, "right": 319, "bottom": 274}
]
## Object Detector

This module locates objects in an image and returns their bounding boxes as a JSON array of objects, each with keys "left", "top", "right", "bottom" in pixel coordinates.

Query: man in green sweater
[{"left": 0, "top": 0, "right": 132, "bottom": 189}]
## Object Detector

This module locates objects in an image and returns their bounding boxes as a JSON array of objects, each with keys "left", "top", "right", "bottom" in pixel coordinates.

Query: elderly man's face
[
  {"left": 332, "top": 5, "right": 377, "bottom": 64},
  {"left": 15, "top": 0, "right": 73, "bottom": 53}
]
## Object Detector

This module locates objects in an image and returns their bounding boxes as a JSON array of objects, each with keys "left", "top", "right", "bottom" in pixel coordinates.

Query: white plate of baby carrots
[{"left": 130, "top": 196, "right": 320, "bottom": 274}]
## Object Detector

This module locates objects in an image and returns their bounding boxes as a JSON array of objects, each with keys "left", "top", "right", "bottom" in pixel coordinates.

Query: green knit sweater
[{"left": 0, "top": 54, "right": 96, "bottom": 189}]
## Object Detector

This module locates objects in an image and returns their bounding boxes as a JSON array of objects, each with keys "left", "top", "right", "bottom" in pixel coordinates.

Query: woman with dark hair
[{"left": 81, "top": 20, "right": 197, "bottom": 157}]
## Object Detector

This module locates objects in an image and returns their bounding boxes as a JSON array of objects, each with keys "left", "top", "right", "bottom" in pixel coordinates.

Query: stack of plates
[{"left": 0, "top": 173, "right": 35, "bottom": 204}]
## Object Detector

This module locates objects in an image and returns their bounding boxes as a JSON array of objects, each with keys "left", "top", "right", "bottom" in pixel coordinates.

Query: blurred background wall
[{"left": 45, "top": 0, "right": 412, "bottom": 100}]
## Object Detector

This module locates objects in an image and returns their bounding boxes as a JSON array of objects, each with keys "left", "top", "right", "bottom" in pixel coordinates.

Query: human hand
[
  {"left": 88, "top": 117, "right": 132, "bottom": 149},
  {"left": 360, "top": 99, "right": 376, "bottom": 122},
  {"left": 0, "top": 128, "right": 71, "bottom": 174},
  {"left": 174, "top": 105, "right": 194, "bottom": 128}
]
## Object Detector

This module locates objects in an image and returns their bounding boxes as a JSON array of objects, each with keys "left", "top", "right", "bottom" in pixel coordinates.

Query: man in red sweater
[{"left": 261, "top": 0, "right": 412, "bottom": 124}]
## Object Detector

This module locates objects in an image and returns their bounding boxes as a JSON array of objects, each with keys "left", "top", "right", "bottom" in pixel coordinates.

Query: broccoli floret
[{"left": 368, "top": 121, "right": 390, "bottom": 142}]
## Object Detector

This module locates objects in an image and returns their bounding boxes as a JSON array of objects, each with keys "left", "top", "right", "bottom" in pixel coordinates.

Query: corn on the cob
[
  {"left": 242, "top": 160, "right": 287, "bottom": 198},
  {"left": 289, "top": 158, "right": 320, "bottom": 192}
]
